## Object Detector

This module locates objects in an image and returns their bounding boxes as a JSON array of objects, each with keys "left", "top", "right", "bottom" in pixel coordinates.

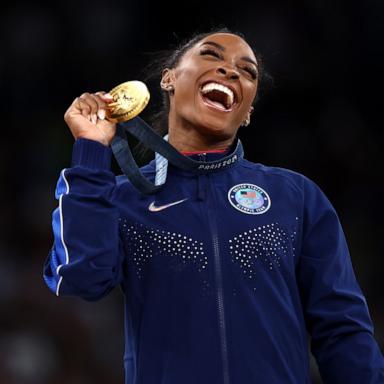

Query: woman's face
[{"left": 163, "top": 33, "right": 259, "bottom": 140}]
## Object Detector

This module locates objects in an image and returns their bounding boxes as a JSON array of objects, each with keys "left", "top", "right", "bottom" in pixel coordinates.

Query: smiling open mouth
[{"left": 200, "top": 82, "right": 236, "bottom": 112}]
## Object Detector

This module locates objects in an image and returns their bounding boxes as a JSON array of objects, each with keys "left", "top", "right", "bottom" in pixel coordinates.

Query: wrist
[
  {"left": 71, "top": 138, "right": 112, "bottom": 170},
  {"left": 76, "top": 135, "right": 110, "bottom": 147}
]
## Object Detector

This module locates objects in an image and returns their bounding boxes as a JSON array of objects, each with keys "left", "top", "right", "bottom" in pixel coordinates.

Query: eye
[
  {"left": 200, "top": 48, "right": 222, "bottom": 59},
  {"left": 242, "top": 66, "right": 258, "bottom": 80}
]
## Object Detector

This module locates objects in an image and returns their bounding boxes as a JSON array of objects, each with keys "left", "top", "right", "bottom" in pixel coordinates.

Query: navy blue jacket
[{"left": 44, "top": 138, "right": 384, "bottom": 384}]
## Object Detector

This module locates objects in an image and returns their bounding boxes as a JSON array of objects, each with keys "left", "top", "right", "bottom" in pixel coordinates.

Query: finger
[
  {"left": 96, "top": 93, "right": 115, "bottom": 119},
  {"left": 77, "top": 97, "right": 96, "bottom": 124},
  {"left": 81, "top": 93, "right": 108, "bottom": 124},
  {"left": 96, "top": 91, "right": 115, "bottom": 102},
  {"left": 94, "top": 93, "right": 116, "bottom": 121},
  {"left": 79, "top": 92, "right": 99, "bottom": 115},
  {"left": 76, "top": 98, "right": 91, "bottom": 118}
]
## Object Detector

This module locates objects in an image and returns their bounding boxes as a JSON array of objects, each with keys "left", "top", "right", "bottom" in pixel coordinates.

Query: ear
[
  {"left": 160, "top": 68, "right": 176, "bottom": 91},
  {"left": 248, "top": 106, "right": 254, "bottom": 119},
  {"left": 241, "top": 106, "right": 254, "bottom": 127}
]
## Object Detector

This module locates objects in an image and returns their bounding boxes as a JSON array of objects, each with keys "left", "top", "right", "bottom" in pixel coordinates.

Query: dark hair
[{"left": 133, "top": 27, "right": 271, "bottom": 163}]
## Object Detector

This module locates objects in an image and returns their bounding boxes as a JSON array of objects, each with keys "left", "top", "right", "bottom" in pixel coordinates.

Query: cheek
[
  {"left": 244, "top": 82, "right": 258, "bottom": 103},
  {"left": 173, "top": 74, "right": 198, "bottom": 106},
  {"left": 175, "top": 65, "right": 199, "bottom": 90},
  {"left": 240, "top": 83, "right": 258, "bottom": 113}
]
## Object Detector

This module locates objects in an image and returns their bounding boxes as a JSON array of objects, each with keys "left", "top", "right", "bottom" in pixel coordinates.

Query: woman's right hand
[{"left": 64, "top": 92, "right": 116, "bottom": 147}]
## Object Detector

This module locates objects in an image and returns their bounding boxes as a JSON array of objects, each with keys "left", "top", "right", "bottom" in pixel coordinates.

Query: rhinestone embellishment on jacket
[
  {"left": 229, "top": 222, "right": 298, "bottom": 280},
  {"left": 119, "top": 219, "right": 208, "bottom": 279}
]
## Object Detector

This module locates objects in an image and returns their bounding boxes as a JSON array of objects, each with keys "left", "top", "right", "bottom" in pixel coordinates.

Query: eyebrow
[{"left": 201, "top": 41, "right": 259, "bottom": 68}]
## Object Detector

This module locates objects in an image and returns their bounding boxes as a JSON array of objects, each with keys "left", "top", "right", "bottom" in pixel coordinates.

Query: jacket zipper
[{"left": 206, "top": 175, "right": 231, "bottom": 384}]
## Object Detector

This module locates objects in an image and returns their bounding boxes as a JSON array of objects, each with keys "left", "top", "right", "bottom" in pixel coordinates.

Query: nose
[{"left": 216, "top": 65, "right": 240, "bottom": 80}]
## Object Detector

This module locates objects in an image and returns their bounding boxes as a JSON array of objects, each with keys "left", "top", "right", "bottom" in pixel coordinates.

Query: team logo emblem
[{"left": 228, "top": 184, "right": 271, "bottom": 215}]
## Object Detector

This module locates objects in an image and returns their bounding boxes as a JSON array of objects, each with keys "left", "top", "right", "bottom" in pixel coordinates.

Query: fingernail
[
  {"left": 97, "top": 109, "right": 105, "bottom": 120},
  {"left": 104, "top": 93, "right": 114, "bottom": 100}
]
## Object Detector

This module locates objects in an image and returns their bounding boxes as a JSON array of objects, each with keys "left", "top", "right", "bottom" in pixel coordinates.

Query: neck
[
  {"left": 181, "top": 148, "right": 228, "bottom": 155},
  {"left": 167, "top": 118, "right": 235, "bottom": 153}
]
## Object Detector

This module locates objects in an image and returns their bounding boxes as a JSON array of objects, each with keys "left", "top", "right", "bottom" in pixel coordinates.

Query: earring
[{"left": 160, "top": 82, "right": 174, "bottom": 92}]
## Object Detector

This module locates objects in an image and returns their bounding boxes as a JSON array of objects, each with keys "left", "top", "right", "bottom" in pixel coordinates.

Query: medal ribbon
[{"left": 111, "top": 117, "right": 243, "bottom": 194}]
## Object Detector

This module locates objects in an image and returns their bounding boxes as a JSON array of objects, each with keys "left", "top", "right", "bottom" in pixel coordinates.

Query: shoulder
[
  {"left": 241, "top": 158, "right": 313, "bottom": 190},
  {"left": 241, "top": 159, "right": 338, "bottom": 225},
  {"left": 240, "top": 159, "right": 330, "bottom": 201}
]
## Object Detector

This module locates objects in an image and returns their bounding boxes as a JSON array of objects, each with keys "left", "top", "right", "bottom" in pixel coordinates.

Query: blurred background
[{"left": 0, "top": 0, "right": 383, "bottom": 383}]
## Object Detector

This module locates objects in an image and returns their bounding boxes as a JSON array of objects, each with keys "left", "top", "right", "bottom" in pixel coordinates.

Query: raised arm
[{"left": 44, "top": 92, "right": 126, "bottom": 300}]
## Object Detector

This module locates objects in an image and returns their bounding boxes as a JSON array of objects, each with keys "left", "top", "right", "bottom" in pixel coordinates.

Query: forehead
[{"left": 197, "top": 33, "right": 256, "bottom": 59}]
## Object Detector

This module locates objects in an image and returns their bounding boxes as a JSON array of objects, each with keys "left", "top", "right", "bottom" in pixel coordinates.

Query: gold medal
[{"left": 107, "top": 80, "right": 150, "bottom": 123}]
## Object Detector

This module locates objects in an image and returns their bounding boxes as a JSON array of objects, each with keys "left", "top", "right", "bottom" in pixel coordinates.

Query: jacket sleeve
[
  {"left": 43, "top": 138, "right": 125, "bottom": 301},
  {"left": 296, "top": 177, "right": 384, "bottom": 384}
]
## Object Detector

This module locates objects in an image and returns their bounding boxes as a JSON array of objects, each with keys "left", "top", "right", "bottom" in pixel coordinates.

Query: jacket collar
[
  {"left": 151, "top": 135, "right": 243, "bottom": 185},
  {"left": 112, "top": 117, "right": 243, "bottom": 194}
]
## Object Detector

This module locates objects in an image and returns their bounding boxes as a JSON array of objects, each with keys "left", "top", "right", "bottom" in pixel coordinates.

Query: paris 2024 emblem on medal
[{"left": 107, "top": 80, "right": 150, "bottom": 123}]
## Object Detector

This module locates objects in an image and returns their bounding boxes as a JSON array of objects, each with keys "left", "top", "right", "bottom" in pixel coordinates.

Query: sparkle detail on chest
[{"left": 119, "top": 219, "right": 208, "bottom": 279}]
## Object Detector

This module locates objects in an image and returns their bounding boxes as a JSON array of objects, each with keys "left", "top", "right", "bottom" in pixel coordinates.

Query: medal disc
[{"left": 107, "top": 81, "right": 150, "bottom": 123}]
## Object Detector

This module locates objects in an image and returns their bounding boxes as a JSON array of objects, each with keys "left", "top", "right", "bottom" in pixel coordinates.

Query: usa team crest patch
[{"left": 228, "top": 184, "right": 271, "bottom": 215}]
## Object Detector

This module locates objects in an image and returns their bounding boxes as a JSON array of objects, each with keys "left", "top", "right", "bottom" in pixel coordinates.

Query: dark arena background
[{"left": 1, "top": 1, "right": 383, "bottom": 383}]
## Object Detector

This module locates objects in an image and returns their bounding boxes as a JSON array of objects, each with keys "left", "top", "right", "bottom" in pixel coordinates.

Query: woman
[{"left": 44, "top": 29, "right": 384, "bottom": 383}]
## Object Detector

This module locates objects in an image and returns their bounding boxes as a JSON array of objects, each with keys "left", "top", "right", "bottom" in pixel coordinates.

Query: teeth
[{"left": 201, "top": 82, "right": 234, "bottom": 108}]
